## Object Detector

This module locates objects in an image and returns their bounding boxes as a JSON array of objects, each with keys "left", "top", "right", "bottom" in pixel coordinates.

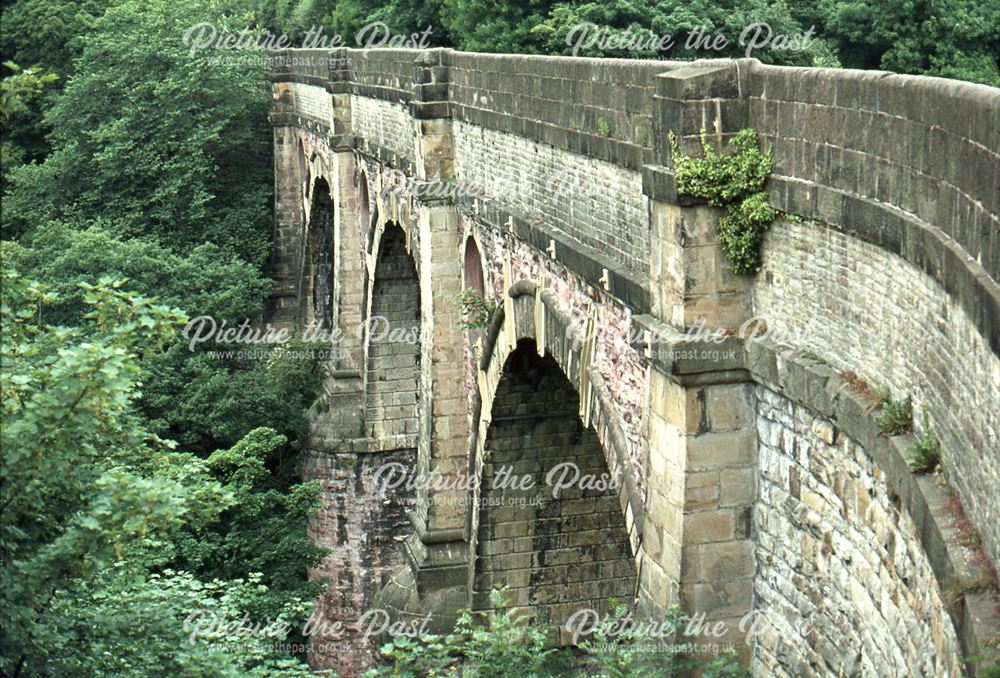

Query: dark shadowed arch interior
[
  {"left": 299, "top": 141, "right": 311, "bottom": 197},
  {"left": 463, "top": 236, "right": 485, "bottom": 297},
  {"left": 366, "top": 223, "right": 420, "bottom": 439},
  {"left": 359, "top": 171, "right": 371, "bottom": 235},
  {"left": 305, "top": 177, "right": 333, "bottom": 329},
  {"left": 474, "top": 339, "right": 636, "bottom": 632}
]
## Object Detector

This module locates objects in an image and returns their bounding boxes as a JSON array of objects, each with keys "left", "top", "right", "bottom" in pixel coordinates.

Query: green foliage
[
  {"left": 3, "top": 0, "right": 273, "bottom": 261},
  {"left": 670, "top": 129, "right": 778, "bottom": 275},
  {"left": 365, "top": 588, "right": 566, "bottom": 677},
  {"left": 326, "top": 0, "right": 444, "bottom": 47},
  {"left": 168, "top": 428, "right": 328, "bottom": 621},
  {"left": 0, "top": 61, "right": 57, "bottom": 123},
  {"left": 530, "top": 0, "right": 836, "bottom": 64},
  {"left": 39, "top": 568, "right": 319, "bottom": 677},
  {"left": 0, "top": 60, "right": 58, "bottom": 192},
  {"left": 455, "top": 588, "right": 565, "bottom": 677},
  {"left": 367, "top": 634, "right": 458, "bottom": 677},
  {"left": 910, "top": 412, "right": 942, "bottom": 473},
  {"left": 1, "top": 3, "right": 326, "bottom": 671},
  {"left": 455, "top": 287, "right": 498, "bottom": 330},
  {"left": 820, "top": 0, "right": 1000, "bottom": 86},
  {"left": 579, "top": 602, "right": 748, "bottom": 677},
  {"left": 442, "top": 0, "right": 554, "bottom": 53},
  {"left": 365, "top": 591, "right": 749, "bottom": 677},
  {"left": 597, "top": 116, "right": 611, "bottom": 137},
  {"left": 579, "top": 603, "right": 691, "bottom": 677},
  {"left": 0, "top": 269, "right": 322, "bottom": 674},
  {"left": 875, "top": 391, "right": 913, "bottom": 436},
  {"left": 980, "top": 658, "right": 1000, "bottom": 678},
  {"left": 0, "top": 0, "right": 117, "bottom": 75},
  {"left": 7, "top": 222, "right": 323, "bottom": 453},
  {"left": 717, "top": 192, "right": 778, "bottom": 275}
]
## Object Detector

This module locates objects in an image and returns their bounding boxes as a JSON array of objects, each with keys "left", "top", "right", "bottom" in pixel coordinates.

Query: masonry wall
[
  {"left": 447, "top": 53, "right": 675, "bottom": 168},
  {"left": 271, "top": 48, "right": 999, "bottom": 675},
  {"left": 453, "top": 122, "right": 649, "bottom": 280},
  {"left": 748, "top": 64, "right": 999, "bottom": 280},
  {"left": 754, "top": 386, "right": 963, "bottom": 677},
  {"left": 754, "top": 217, "right": 1000, "bottom": 567},
  {"left": 303, "top": 448, "right": 417, "bottom": 674},
  {"left": 352, "top": 95, "right": 415, "bottom": 166},
  {"left": 366, "top": 224, "right": 421, "bottom": 439}
]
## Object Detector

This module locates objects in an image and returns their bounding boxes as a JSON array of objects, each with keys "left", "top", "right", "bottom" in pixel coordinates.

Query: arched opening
[
  {"left": 463, "top": 235, "right": 485, "bottom": 297},
  {"left": 474, "top": 339, "right": 636, "bottom": 630},
  {"left": 298, "top": 140, "right": 310, "bottom": 196},
  {"left": 365, "top": 223, "right": 420, "bottom": 439},
  {"left": 359, "top": 171, "right": 371, "bottom": 234},
  {"left": 305, "top": 177, "right": 333, "bottom": 329}
]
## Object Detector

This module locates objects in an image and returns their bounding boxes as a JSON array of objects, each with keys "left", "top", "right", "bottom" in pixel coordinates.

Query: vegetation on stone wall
[
  {"left": 455, "top": 287, "right": 498, "bottom": 330},
  {"left": 910, "top": 412, "right": 942, "bottom": 473},
  {"left": 873, "top": 389, "right": 914, "bottom": 436},
  {"left": 670, "top": 128, "right": 778, "bottom": 275}
]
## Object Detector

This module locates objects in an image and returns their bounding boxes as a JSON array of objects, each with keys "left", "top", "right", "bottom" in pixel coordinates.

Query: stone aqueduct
[{"left": 267, "top": 48, "right": 1000, "bottom": 675}]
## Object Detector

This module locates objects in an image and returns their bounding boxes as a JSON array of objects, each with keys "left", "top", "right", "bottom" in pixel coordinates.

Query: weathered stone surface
[{"left": 753, "top": 386, "right": 963, "bottom": 678}]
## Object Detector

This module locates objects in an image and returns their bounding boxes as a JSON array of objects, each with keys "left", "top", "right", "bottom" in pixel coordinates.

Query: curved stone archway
[
  {"left": 467, "top": 281, "right": 645, "bottom": 631},
  {"left": 301, "top": 176, "right": 333, "bottom": 328},
  {"left": 474, "top": 338, "right": 636, "bottom": 628},
  {"left": 365, "top": 222, "right": 421, "bottom": 441}
]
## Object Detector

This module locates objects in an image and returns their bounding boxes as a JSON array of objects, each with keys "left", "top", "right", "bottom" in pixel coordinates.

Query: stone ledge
[
  {"left": 630, "top": 314, "right": 749, "bottom": 385},
  {"left": 308, "top": 433, "right": 417, "bottom": 454}
]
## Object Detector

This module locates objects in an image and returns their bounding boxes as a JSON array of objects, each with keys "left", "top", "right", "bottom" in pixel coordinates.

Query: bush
[{"left": 910, "top": 413, "right": 942, "bottom": 473}]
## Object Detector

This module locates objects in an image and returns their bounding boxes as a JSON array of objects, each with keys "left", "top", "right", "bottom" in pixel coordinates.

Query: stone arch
[
  {"left": 365, "top": 222, "right": 421, "bottom": 440},
  {"left": 468, "top": 281, "right": 644, "bottom": 633},
  {"left": 462, "top": 234, "right": 486, "bottom": 297},
  {"left": 473, "top": 338, "right": 636, "bottom": 628},
  {"left": 302, "top": 176, "right": 333, "bottom": 328},
  {"left": 358, "top": 170, "right": 372, "bottom": 235},
  {"left": 298, "top": 138, "right": 309, "bottom": 193}
]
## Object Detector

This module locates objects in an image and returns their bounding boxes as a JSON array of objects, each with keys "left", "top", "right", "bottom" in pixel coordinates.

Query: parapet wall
[{"left": 273, "top": 49, "right": 997, "bottom": 334}]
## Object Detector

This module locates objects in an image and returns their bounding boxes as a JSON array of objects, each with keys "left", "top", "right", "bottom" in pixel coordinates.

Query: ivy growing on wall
[{"left": 669, "top": 128, "right": 778, "bottom": 275}]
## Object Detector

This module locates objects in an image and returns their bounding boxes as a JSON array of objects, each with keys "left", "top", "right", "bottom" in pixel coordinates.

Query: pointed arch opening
[
  {"left": 358, "top": 171, "right": 371, "bottom": 235},
  {"left": 365, "top": 223, "right": 420, "bottom": 440},
  {"left": 473, "top": 338, "right": 636, "bottom": 631},
  {"left": 463, "top": 235, "right": 485, "bottom": 297},
  {"left": 304, "top": 177, "right": 333, "bottom": 329}
]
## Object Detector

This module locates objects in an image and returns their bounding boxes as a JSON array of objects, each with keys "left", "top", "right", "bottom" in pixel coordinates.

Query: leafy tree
[
  {"left": 0, "top": 0, "right": 117, "bottom": 76},
  {"left": 0, "top": 61, "right": 57, "bottom": 193},
  {"left": 0, "top": 268, "right": 323, "bottom": 676},
  {"left": 442, "top": 0, "right": 555, "bottom": 53},
  {"left": 3, "top": 0, "right": 273, "bottom": 261},
  {"left": 821, "top": 0, "right": 1000, "bottom": 86},
  {"left": 327, "top": 0, "right": 445, "bottom": 47},
  {"left": 5, "top": 222, "right": 322, "bottom": 453},
  {"left": 0, "top": 62, "right": 57, "bottom": 124},
  {"left": 41, "top": 568, "right": 320, "bottom": 677},
  {"left": 531, "top": 0, "right": 836, "bottom": 64}
]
